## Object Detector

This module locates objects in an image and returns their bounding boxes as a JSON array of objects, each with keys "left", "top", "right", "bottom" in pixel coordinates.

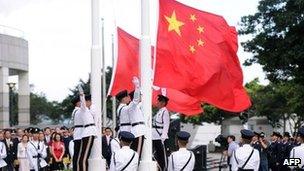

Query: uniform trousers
[
  {"left": 73, "top": 139, "right": 81, "bottom": 171},
  {"left": 153, "top": 140, "right": 167, "bottom": 171},
  {"left": 78, "top": 136, "right": 95, "bottom": 171},
  {"left": 130, "top": 135, "right": 144, "bottom": 161}
]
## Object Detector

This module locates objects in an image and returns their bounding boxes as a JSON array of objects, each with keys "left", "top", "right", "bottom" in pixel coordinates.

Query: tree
[
  {"left": 239, "top": 0, "right": 304, "bottom": 83},
  {"left": 30, "top": 93, "right": 63, "bottom": 124},
  {"left": 60, "top": 66, "right": 114, "bottom": 122},
  {"left": 240, "top": 0, "right": 304, "bottom": 130}
]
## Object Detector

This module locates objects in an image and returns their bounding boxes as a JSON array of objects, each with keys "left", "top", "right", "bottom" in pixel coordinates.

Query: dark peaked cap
[
  {"left": 72, "top": 97, "right": 80, "bottom": 105},
  {"left": 119, "top": 131, "right": 135, "bottom": 142},
  {"left": 298, "top": 127, "right": 304, "bottom": 136},
  {"left": 116, "top": 90, "right": 129, "bottom": 101},
  {"left": 157, "top": 94, "right": 169, "bottom": 102},
  {"left": 85, "top": 95, "right": 91, "bottom": 101},
  {"left": 177, "top": 131, "right": 191, "bottom": 141},
  {"left": 241, "top": 129, "right": 254, "bottom": 139}
]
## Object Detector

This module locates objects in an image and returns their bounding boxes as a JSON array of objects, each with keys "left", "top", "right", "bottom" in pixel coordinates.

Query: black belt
[
  {"left": 84, "top": 123, "right": 95, "bottom": 127},
  {"left": 33, "top": 156, "right": 39, "bottom": 158},
  {"left": 132, "top": 122, "right": 145, "bottom": 127},
  {"left": 153, "top": 125, "right": 163, "bottom": 129},
  {"left": 120, "top": 123, "right": 131, "bottom": 126},
  {"left": 74, "top": 124, "right": 95, "bottom": 128}
]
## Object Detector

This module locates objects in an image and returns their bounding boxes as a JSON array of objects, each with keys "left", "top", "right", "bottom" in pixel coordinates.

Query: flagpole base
[
  {"left": 88, "top": 158, "right": 106, "bottom": 171},
  {"left": 138, "top": 160, "right": 158, "bottom": 171}
]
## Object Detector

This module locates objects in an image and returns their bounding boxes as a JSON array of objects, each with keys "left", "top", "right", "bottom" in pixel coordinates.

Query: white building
[{"left": 0, "top": 25, "right": 30, "bottom": 128}]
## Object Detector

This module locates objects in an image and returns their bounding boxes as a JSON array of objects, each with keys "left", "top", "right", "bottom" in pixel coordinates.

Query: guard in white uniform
[
  {"left": 128, "top": 77, "right": 146, "bottom": 160},
  {"left": 168, "top": 131, "right": 195, "bottom": 171},
  {"left": 289, "top": 126, "right": 304, "bottom": 169},
  {"left": 71, "top": 96, "right": 82, "bottom": 171},
  {"left": 110, "top": 131, "right": 138, "bottom": 171},
  {"left": 110, "top": 127, "right": 121, "bottom": 155},
  {"left": 27, "top": 128, "right": 47, "bottom": 171},
  {"left": 152, "top": 94, "right": 170, "bottom": 171},
  {"left": 231, "top": 129, "right": 260, "bottom": 171},
  {"left": 115, "top": 77, "right": 141, "bottom": 133},
  {"left": 0, "top": 141, "right": 7, "bottom": 170},
  {"left": 78, "top": 93, "right": 98, "bottom": 171}
]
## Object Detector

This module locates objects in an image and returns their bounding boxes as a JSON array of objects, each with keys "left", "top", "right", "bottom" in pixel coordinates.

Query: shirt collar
[
  {"left": 121, "top": 146, "right": 130, "bottom": 150},
  {"left": 243, "top": 144, "right": 252, "bottom": 148},
  {"left": 179, "top": 147, "right": 187, "bottom": 151}
]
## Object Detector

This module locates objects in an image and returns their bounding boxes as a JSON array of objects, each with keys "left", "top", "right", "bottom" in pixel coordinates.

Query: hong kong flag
[
  {"left": 154, "top": 0, "right": 251, "bottom": 112},
  {"left": 108, "top": 28, "right": 203, "bottom": 115}
]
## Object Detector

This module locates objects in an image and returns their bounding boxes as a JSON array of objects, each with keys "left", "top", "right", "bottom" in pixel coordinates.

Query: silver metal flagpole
[
  {"left": 101, "top": 18, "right": 107, "bottom": 128},
  {"left": 138, "top": 0, "right": 157, "bottom": 170},
  {"left": 89, "top": 0, "right": 106, "bottom": 170},
  {"left": 111, "top": 34, "right": 117, "bottom": 132}
]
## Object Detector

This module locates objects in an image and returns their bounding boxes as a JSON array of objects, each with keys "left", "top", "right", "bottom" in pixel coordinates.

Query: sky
[{"left": 0, "top": 0, "right": 267, "bottom": 102}]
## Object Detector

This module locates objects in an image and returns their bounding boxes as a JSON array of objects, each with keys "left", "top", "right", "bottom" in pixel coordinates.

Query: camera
[{"left": 215, "top": 134, "right": 228, "bottom": 150}]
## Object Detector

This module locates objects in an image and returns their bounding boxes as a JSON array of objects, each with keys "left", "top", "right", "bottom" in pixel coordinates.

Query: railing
[{"left": 0, "top": 24, "right": 25, "bottom": 39}]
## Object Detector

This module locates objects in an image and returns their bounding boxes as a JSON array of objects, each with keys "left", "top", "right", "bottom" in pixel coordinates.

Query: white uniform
[
  {"left": 168, "top": 148, "right": 195, "bottom": 171},
  {"left": 289, "top": 143, "right": 304, "bottom": 169},
  {"left": 129, "top": 88, "right": 146, "bottom": 138},
  {"left": 80, "top": 95, "right": 98, "bottom": 138},
  {"left": 73, "top": 107, "right": 83, "bottom": 140},
  {"left": 152, "top": 107, "right": 170, "bottom": 140},
  {"left": 0, "top": 141, "right": 7, "bottom": 168},
  {"left": 110, "top": 138, "right": 121, "bottom": 154},
  {"left": 231, "top": 144, "right": 260, "bottom": 171},
  {"left": 27, "top": 140, "right": 48, "bottom": 171},
  {"left": 110, "top": 146, "right": 138, "bottom": 171},
  {"left": 117, "top": 100, "right": 138, "bottom": 133}
]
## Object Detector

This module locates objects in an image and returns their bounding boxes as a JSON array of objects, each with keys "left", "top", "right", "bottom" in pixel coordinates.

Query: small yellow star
[
  {"left": 197, "top": 39, "right": 205, "bottom": 46},
  {"left": 189, "top": 45, "right": 196, "bottom": 53},
  {"left": 190, "top": 14, "right": 197, "bottom": 22},
  {"left": 165, "top": 11, "right": 185, "bottom": 36},
  {"left": 197, "top": 26, "right": 204, "bottom": 34}
]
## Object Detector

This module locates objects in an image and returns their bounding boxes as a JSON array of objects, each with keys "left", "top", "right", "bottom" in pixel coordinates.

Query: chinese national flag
[
  {"left": 108, "top": 28, "right": 139, "bottom": 96},
  {"left": 108, "top": 28, "right": 203, "bottom": 115},
  {"left": 154, "top": 0, "right": 251, "bottom": 112}
]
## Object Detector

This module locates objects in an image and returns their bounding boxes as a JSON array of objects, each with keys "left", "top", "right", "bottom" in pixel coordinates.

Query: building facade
[{"left": 0, "top": 25, "right": 30, "bottom": 128}]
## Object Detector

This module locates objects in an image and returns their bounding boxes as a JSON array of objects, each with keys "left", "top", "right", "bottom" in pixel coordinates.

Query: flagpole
[
  {"left": 101, "top": 18, "right": 107, "bottom": 128},
  {"left": 139, "top": 0, "right": 157, "bottom": 170},
  {"left": 111, "top": 34, "right": 117, "bottom": 132},
  {"left": 89, "top": 0, "right": 106, "bottom": 170}
]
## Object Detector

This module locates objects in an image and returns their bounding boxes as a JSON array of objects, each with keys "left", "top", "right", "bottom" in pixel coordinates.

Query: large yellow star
[{"left": 165, "top": 11, "right": 185, "bottom": 36}]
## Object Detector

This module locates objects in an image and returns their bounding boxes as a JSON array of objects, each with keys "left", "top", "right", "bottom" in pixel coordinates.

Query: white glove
[
  {"left": 78, "top": 85, "right": 84, "bottom": 95},
  {"left": 161, "top": 137, "right": 166, "bottom": 144},
  {"left": 132, "top": 76, "right": 140, "bottom": 88}
]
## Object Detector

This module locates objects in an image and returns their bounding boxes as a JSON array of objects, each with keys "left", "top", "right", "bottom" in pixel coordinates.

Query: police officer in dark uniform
[
  {"left": 268, "top": 132, "right": 280, "bottom": 171},
  {"left": 278, "top": 132, "right": 293, "bottom": 171}
]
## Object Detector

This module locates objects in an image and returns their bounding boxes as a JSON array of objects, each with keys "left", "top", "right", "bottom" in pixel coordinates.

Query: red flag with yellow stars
[
  {"left": 108, "top": 28, "right": 203, "bottom": 115},
  {"left": 154, "top": 0, "right": 251, "bottom": 112}
]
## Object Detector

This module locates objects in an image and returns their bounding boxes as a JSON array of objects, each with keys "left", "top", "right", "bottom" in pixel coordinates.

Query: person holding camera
[{"left": 256, "top": 132, "right": 269, "bottom": 171}]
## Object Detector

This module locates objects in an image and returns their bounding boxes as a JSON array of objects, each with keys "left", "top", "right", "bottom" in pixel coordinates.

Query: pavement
[{"left": 207, "top": 152, "right": 229, "bottom": 171}]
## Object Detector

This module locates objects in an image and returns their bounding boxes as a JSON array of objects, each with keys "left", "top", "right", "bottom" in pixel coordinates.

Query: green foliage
[
  {"left": 30, "top": 93, "right": 62, "bottom": 124},
  {"left": 59, "top": 66, "right": 114, "bottom": 121},
  {"left": 239, "top": 0, "right": 304, "bottom": 83},
  {"left": 240, "top": 0, "right": 304, "bottom": 131}
]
